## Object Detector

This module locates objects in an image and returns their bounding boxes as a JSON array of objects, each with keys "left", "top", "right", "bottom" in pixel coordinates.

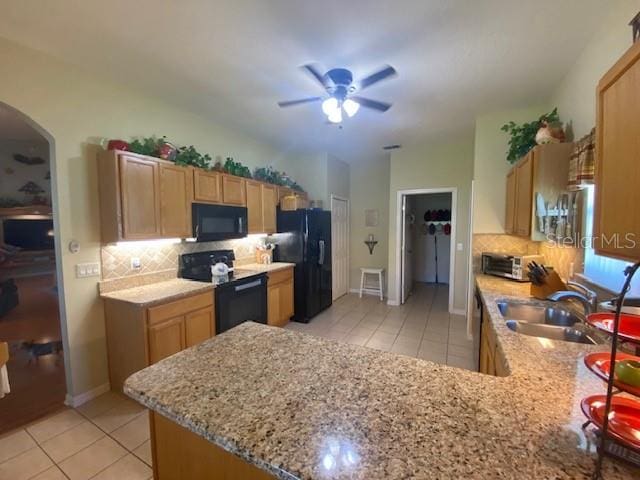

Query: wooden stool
[{"left": 359, "top": 268, "right": 384, "bottom": 300}]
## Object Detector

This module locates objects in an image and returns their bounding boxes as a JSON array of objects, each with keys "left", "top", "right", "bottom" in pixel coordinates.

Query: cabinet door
[
  {"left": 595, "top": 42, "right": 640, "bottom": 261},
  {"left": 505, "top": 167, "right": 516, "bottom": 235},
  {"left": 515, "top": 153, "right": 533, "bottom": 237},
  {"left": 221, "top": 175, "right": 246, "bottom": 206},
  {"left": 278, "top": 187, "right": 293, "bottom": 204},
  {"left": 148, "top": 316, "right": 185, "bottom": 364},
  {"left": 119, "top": 155, "right": 161, "bottom": 239},
  {"left": 193, "top": 170, "right": 221, "bottom": 204},
  {"left": 245, "top": 180, "right": 263, "bottom": 233},
  {"left": 262, "top": 184, "right": 277, "bottom": 234},
  {"left": 279, "top": 279, "right": 294, "bottom": 324},
  {"left": 185, "top": 307, "right": 214, "bottom": 348},
  {"left": 267, "top": 285, "right": 280, "bottom": 326},
  {"left": 160, "top": 164, "right": 192, "bottom": 238}
]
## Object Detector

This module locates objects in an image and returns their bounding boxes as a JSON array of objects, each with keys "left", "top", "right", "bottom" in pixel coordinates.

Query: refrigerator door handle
[{"left": 318, "top": 240, "right": 325, "bottom": 265}]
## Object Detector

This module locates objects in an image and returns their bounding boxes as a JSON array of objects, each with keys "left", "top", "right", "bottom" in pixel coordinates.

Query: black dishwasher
[{"left": 214, "top": 274, "right": 267, "bottom": 334}]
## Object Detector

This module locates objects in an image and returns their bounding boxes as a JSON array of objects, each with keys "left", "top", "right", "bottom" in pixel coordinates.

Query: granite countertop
[
  {"left": 100, "top": 278, "right": 214, "bottom": 307},
  {"left": 236, "top": 262, "right": 296, "bottom": 274},
  {"left": 123, "top": 275, "right": 637, "bottom": 479}
]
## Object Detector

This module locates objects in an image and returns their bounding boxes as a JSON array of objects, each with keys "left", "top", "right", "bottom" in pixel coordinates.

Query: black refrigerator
[{"left": 274, "top": 209, "right": 332, "bottom": 323}]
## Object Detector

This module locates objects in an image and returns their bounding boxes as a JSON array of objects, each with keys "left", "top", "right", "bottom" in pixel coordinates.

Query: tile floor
[
  {"left": 0, "top": 391, "right": 152, "bottom": 480},
  {"left": 0, "top": 283, "right": 476, "bottom": 480},
  {"left": 285, "top": 283, "right": 479, "bottom": 371}
]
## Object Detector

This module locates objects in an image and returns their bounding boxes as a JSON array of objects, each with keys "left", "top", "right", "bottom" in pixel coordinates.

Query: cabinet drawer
[
  {"left": 268, "top": 267, "right": 293, "bottom": 286},
  {"left": 148, "top": 292, "right": 213, "bottom": 325}
]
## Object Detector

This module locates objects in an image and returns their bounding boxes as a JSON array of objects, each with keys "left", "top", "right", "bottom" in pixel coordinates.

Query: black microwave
[{"left": 192, "top": 203, "right": 248, "bottom": 242}]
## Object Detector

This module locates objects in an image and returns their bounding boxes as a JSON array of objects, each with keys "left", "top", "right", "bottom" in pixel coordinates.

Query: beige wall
[
  {"left": 387, "top": 137, "right": 474, "bottom": 310},
  {"left": 472, "top": 105, "right": 550, "bottom": 234},
  {"left": 550, "top": 0, "right": 639, "bottom": 140},
  {"left": 326, "top": 154, "right": 350, "bottom": 206},
  {"left": 0, "top": 36, "right": 289, "bottom": 398},
  {"left": 348, "top": 154, "right": 390, "bottom": 291}
]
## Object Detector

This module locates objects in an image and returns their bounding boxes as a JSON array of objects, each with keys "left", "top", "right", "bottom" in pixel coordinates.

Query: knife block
[{"left": 530, "top": 270, "right": 568, "bottom": 300}]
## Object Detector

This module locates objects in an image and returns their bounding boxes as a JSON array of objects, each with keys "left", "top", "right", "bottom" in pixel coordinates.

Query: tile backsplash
[
  {"left": 472, "top": 234, "right": 584, "bottom": 281},
  {"left": 100, "top": 236, "right": 269, "bottom": 280}
]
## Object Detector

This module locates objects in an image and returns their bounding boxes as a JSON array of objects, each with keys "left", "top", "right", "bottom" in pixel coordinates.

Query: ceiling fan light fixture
[
  {"left": 343, "top": 99, "right": 360, "bottom": 117},
  {"left": 322, "top": 97, "right": 339, "bottom": 116},
  {"left": 327, "top": 108, "right": 342, "bottom": 124}
]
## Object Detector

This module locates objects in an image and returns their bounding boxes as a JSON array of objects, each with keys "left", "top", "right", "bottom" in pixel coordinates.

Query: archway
[{"left": 0, "top": 101, "right": 71, "bottom": 433}]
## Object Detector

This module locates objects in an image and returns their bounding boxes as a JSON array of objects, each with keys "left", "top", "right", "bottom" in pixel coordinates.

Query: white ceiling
[{"left": 0, "top": 0, "right": 610, "bottom": 158}]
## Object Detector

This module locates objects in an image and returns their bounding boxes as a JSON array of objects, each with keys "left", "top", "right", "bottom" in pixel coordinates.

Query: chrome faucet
[{"left": 547, "top": 289, "right": 596, "bottom": 317}]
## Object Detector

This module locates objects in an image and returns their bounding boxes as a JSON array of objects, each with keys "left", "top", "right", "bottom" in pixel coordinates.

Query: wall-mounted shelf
[{"left": 364, "top": 240, "right": 378, "bottom": 255}]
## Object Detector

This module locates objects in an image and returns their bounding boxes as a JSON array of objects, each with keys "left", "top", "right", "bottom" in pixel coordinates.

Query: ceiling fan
[{"left": 277, "top": 64, "right": 397, "bottom": 123}]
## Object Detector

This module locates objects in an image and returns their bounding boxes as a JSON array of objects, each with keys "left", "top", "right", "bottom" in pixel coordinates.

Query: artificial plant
[
  {"left": 175, "top": 146, "right": 212, "bottom": 169},
  {"left": 501, "top": 108, "right": 560, "bottom": 163}
]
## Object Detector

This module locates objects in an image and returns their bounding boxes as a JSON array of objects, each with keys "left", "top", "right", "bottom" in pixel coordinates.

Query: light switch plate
[
  {"left": 456, "top": 243, "right": 463, "bottom": 251},
  {"left": 75, "top": 262, "right": 100, "bottom": 278}
]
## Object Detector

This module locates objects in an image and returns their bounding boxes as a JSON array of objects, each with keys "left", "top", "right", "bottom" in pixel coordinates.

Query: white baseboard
[
  {"left": 64, "top": 382, "right": 110, "bottom": 408},
  {"left": 386, "top": 298, "right": 400, "bottom": 306},
  {"left": 451, "top": 308, "right": 467, "bottom": 316}
]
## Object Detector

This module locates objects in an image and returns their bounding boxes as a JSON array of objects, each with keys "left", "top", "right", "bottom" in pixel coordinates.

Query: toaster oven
[{"left": 481, "top": 252, "right": 544, "bottom": 282}]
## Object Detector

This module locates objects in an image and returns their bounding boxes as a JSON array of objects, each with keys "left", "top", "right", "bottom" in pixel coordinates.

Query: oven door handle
[{"left": 234, "top": 278, "right": 262, "bottom": 292}]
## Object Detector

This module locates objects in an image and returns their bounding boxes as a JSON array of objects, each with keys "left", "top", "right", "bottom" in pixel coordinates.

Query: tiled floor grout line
[{"left": 23, "top": 427, "right": 71, "bottom": 480}]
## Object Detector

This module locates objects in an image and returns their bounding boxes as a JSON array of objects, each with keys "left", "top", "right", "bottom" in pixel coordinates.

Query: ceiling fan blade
[
  {"left": 358, "top": 65, "right": 397, "bottom": 90},
  {"left": 350, "top": 96, "right": 392, "bottom": 112},
  {"left": 277, "top": 97, "right": 322, "bottom": 108},
  {"left": 301, "top": 64, "right": 331, "bottom": 90}
]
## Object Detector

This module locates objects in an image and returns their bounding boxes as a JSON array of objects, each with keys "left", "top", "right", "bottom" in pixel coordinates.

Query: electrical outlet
[
  {"left": 75, "top": 262, "right": 100, "bottom": 278},
  {"left": 131, "top": 257, "right": 141, "bottom": 270},
  {"left": 456, "top": 243, "right": 463, "bottom": 251}
]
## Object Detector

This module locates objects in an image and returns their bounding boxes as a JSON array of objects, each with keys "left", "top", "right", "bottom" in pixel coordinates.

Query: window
[{"left": 583, "top": 185, "right": 640, "bottom": 295}]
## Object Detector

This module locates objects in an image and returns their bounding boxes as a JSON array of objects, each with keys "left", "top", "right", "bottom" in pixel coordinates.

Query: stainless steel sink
[
  {"left": 497, "top": 301, "right": 581, "bottom": 327},
  {"left": 497, "top": 301, "right": 599, "bottom": 345},
  {"left": 505, "top": 320, "right": 598, "bottom": 345}
]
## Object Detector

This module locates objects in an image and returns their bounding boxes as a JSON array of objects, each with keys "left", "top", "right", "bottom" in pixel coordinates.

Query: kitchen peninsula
[{"left": 125, "top": 275, "right": 637, "bottom": 480}]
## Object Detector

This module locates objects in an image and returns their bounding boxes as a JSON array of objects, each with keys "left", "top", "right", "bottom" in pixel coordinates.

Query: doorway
[
  {"left": 397, "top": 188, "right": 456, "bottom": 312},
  {"left": 0, "top": 102, "right": 67, "bottom": 433},
  {"left": 331, "top": 195, "right": 349, "bottom": 301}
]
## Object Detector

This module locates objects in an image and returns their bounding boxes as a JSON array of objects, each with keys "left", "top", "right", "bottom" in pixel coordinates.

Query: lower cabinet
[
  {"left": 104, "top": 291, "right": 215, "bottom": 391},
  {"left": 479, "top": 304, "right": 508, "bottom": 377},
  {"left": 267, "top": 267, "right": 294, "bottom": 327}
]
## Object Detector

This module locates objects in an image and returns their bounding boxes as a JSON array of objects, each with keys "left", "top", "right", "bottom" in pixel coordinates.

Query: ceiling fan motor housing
[{"left": 325, "top": 68, "right": 356, "bottom": 98}]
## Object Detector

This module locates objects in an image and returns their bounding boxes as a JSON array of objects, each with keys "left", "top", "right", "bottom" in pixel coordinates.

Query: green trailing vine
[{"left": 501, "top": 108, "right": 560, "bottom": 163}]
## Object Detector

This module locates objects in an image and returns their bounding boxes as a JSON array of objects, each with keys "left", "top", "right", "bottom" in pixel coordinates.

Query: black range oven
[
  {"left": 192, "top": 203, "right": 248, "bottom": 242},
  {"left": 179, "top": 249, "right": 267, "bottom": 334}
]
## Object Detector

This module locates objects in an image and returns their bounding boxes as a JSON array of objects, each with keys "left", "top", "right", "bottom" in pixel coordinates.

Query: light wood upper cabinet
[
  {"left": 505, "top": 168, "right": 516, "bottom": 235},
  {"left": 99, "top": 150, "right": 186, "bottom": 242},
  {"left": 160, "top": 164, "right": 192, "bottom": 238},
  {"left": 245, "top": 180, "right": 263, "bottom": 234},
  {"left": 221, "top": 175, "right": 246, "bottom": 206},
  {"left": 503, "top": 143, "right": 574, "bottom": 240},
  {"left": 262, "top": 184, "right": 277, "bottom": 234},
  {"left": 246, "top": 181, "right": 277, "bottom": 234},
  {"left": 193, "top": 169, "right": 222, "bottom": 204},
  {"left": 119, "top": 154, "right": 161, "bottom": 239},
  {"left": 515, "top": 152, "right": 533, "bottom": 237},
  {"left": 594, "top": 41, "right": 640, "bottom": 261}
]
